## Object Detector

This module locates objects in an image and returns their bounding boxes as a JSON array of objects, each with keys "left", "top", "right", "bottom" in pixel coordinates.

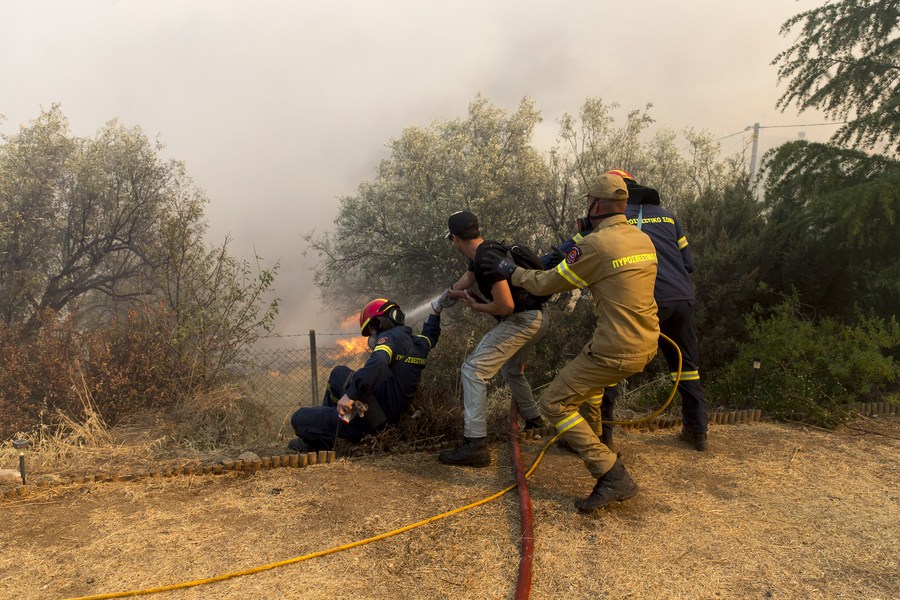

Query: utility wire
[
  {"left": 261, "top": 332, "right": 356, "bottom": 338},
  {"left": 715, "top": 120, "right": 848, "bottom": 142},
  {"left": 715, "top": 129, "right": 748, "bottom": 142}
]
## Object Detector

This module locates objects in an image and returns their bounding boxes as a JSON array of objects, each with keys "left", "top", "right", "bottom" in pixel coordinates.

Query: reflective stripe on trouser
[
  {"left": 460, "top": 310, "right": 547, "bottom": 438},
  {"left": 540, "top": 348, "right": 655, "bottom": 477},
  {"left": 580, "top": 392, "right": 604, "bottom": 435},
  {"left": 658, "top": 301, "right": 708, "bottom": 433},
  {"left": 582, "top": 382, "right": 619, "bottom": 434}
]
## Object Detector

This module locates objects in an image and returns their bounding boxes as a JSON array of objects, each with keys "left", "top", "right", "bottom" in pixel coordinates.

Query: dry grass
[
  {"left": 0, "top": 385, "right": 279, "bottom": 481},
  {"left": 1, "top": 417, "right": 898, "bottom": 599}
]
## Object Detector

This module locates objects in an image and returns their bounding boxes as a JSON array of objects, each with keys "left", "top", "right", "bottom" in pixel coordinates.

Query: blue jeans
[{"left": 460, "top": 309, "right": 548, "bottom": 438}]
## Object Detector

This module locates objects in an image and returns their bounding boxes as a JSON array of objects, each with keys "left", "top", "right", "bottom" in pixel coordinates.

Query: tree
[
  {"left": 772, "top": 0, "right": 900, "bottom": 156},
  {"left": 551, "top": 100, "right": 747, "bottom": 220},
  {"left": 0, "top": 106, "right": 279, "bottom": 434},
  {"left": 0, "top": 106, "right": 278, "bottom": 361},
  {"left": 678, "top": 174, "right": 769, "bottom": 370},
  {"left": 309, "top": 94, "right": 751, "bottom": 323},
  {"left": 0, "top": 106, "right": 181, "bottom": 335},
  {"left": 759, "top": 140, "right": 900, "bottom": 321},
  {"left": 306, "top": 94, "right": 549, "bottom": 312}
]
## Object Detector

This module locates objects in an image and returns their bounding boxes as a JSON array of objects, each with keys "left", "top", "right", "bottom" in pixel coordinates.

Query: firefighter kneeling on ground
[
  {"left": 287, "top": 296, "right": 448, "bottom": 453},
  {"left": 484, "top": 173, "right": 659, "bottom": 513}
]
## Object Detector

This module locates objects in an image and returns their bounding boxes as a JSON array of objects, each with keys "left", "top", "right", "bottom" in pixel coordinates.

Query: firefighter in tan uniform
[{"left": 484, "top": 173, "right": 659, "bottom": 513}]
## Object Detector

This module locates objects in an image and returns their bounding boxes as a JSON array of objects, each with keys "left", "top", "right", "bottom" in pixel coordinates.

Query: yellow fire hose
[{"left": 68, "top": 333, "right": 682, "bottom": 600}]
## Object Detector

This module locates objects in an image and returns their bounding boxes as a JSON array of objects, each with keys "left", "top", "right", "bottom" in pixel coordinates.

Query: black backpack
[{"left": 483, "top": 241, "right": 552, "bottom": 310}]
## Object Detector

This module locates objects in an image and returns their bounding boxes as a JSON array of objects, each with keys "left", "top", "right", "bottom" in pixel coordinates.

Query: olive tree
[
  {"left": 0, "top": 106, "right": 278, "bottom": 366},
  {"left": 306, "top": 94, "right": 549, "bottom": 312}
]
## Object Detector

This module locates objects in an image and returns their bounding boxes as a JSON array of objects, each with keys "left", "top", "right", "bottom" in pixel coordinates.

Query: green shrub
[{"left": 710, "top": 294, "right": 900, "bottom": 427}]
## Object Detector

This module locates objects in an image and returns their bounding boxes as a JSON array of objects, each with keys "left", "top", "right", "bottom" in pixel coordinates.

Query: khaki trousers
[{"left": 539, "top": 348, "right": 656, "bottom": 477}]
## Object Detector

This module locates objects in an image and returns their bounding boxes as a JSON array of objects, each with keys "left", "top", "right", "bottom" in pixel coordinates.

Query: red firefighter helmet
[
  {"left": 359, "top": 298, "right": 405, "bottom": 337},
  {"left": 605, "top": 168, "right": 636, "bottom": 182}
]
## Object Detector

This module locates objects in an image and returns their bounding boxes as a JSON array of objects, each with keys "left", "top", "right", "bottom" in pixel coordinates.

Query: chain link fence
[{"left": 236, "top": 332, "right": 367, "bottom": 440}]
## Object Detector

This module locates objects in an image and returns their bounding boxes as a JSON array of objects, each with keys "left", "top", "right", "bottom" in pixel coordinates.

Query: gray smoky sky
[{"left": 1, "top": 0, "right": 835, "bottom": 338}]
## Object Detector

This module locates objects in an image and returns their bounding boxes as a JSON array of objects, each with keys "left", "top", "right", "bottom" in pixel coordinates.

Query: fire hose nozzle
[{"left": 339, "top": 401, "right": 369, "bottom": 423}]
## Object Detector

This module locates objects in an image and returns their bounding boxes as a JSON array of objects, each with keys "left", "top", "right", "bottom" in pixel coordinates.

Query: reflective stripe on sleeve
[
  {"left": 374, "top": 345, "right": 393, "bottom": 360},
  {"left": 555, "top": 412, "right": 586, "bottom": 434},
  {"left": 585, "top": 394, "right": 603, "bottom": 405},
  {"left": 677, "top": 236, "right": 688, "bottom": 249},
  {"left": 415, "top": 334, "right": 433, "bottom": 349},
  {"left": 555, "top": 261, "right": 588, "bottom": 288}
]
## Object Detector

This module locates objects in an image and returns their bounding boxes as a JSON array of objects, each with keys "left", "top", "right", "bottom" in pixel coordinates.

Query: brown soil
[{"left": 1, "top": 419, "right": 898, "bottom": 600}]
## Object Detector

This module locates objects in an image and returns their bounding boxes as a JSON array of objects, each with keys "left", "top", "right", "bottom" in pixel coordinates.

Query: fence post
[{"left": 309, "top": 329, "right": 319, "bottom": 405}]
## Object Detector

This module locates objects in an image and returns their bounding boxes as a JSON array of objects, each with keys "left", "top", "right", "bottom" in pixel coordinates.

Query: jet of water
[{"left": 402, "top": 298, "right": 437, "bottom": 329}]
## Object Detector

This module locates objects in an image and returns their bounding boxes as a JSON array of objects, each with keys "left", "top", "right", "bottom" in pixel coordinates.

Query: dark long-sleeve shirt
[{"left": 346, "top": 313, "right": 441, "bottom": 423}]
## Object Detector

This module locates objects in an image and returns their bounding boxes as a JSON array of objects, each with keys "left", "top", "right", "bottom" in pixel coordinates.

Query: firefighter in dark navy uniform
[
  {"left": 604, "top": 169, "right": 710, "bottom": 451},
  {"left": 486, "top": 173, "right": 659, "bottom": 513},
  {"left": 288, "top": 297, "right": 445, "bottom": 453}
]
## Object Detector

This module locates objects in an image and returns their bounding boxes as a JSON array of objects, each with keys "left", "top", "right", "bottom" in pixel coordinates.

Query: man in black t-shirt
[{"left": 437, "top": 211, "right": 549, "bottom": 468}]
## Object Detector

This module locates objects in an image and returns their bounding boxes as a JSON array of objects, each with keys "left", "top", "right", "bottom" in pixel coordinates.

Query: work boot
[
  {"left": 680, "top": 429, "right": 708, "bottom": 452},
  {"left": 574, "top": 458, "right": 638, "bottom": 513},
  {"left": 287, "top": 437, "right": 309, "bottom": 454},
  {"left": 438, "top": 436, "right": 490, "bottom": 468}
]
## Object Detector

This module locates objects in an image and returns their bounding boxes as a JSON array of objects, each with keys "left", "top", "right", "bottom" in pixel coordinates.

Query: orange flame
[{"left": 336, "top": 336, "right": 370, "bottom": 356}]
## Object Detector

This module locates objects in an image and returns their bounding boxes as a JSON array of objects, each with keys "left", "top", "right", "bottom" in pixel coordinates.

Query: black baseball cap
[{"left": 446, "top": 210, "right": 480, "bottom": 240}]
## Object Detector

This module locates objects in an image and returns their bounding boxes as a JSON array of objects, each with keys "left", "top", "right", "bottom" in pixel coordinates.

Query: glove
[
  {"left": 483, "top": 251, "right": 517, "bottom": 279},
  {"left": 544, "top": 246, "right": 566, "bottom": 268},
  {"left": 430, "top": 287, "right": 458, "bottom": 313}
]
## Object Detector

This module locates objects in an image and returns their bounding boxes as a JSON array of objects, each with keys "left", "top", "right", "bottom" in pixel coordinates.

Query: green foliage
[
  {"left": 711, "top": 294, "right": 900, "bottom": 427},
  {"left": 759, "top": 141, "right": 900, "bottom": 321},
  {"left": 161, "top": 239, "right": 280, "bottom": 384},
  {"left": 772, "top": 0, "right": 900, "bottom": 156},
  {"left": 306, "top": 94, "right": 549, "bottom": 314},
  {"left": 0, "top": 106, "right": 180, "bottom": 334},
  {"left": 0, "top": 105, "right": 279, "bottom": 357},
  {"left": 307, "top": 94, "right": 748, "bottom": 321},
  {"left": 678, "top": 176, "right": 770, "bottom": 370}
]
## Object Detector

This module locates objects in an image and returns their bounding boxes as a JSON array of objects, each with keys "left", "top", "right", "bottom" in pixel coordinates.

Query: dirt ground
[{"left": 1, "top": 418, "right": 898, "bottom": 600}]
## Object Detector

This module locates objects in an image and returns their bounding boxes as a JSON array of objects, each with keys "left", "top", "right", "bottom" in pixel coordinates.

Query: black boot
[
  {"left": 600, "top": 426, "right": 615, "bottom": 452},
  {"left": 574, "top": 458, "right": 638, "bottom": 513},
  {"left": 288, "top": 437, "right": 309, "bottom": 454},
  {"left": 438, "top": 436, "right": 490, "bottom": 467},
  {"left": 679, "top": 429, "right": 708, "bottom": 452}
]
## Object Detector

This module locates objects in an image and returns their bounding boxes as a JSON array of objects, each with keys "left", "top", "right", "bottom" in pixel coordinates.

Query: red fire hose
[{"left": 509, "top": 401, "right": 534, "bottom": 600}]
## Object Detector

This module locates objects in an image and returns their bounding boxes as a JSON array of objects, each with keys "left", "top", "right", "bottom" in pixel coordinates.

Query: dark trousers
[
  {"left": 290, "top": 366, "right": 367, "bottom": 451},
  {"left": 603, "top": 300, "right": 708, "bottom": 434}
]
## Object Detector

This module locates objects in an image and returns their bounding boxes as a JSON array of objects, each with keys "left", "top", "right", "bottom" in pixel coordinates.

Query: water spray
[{"left": 401, "top": 298, "right": 440, "bottom": 329}]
